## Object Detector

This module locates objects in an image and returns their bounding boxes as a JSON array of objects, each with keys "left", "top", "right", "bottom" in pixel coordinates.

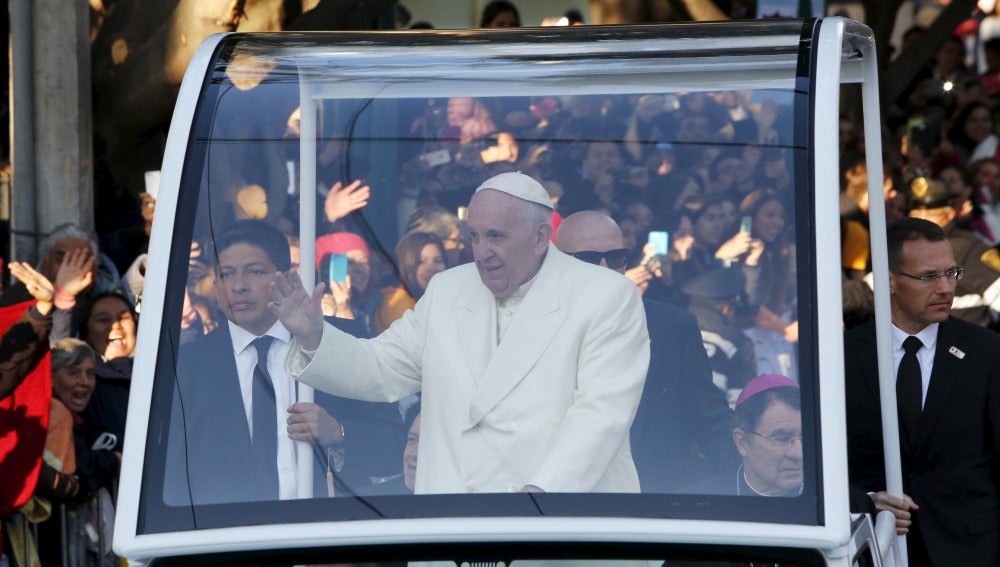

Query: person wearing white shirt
[
  {"left": 845, "top": 217, "right": 1000, "bottom": 567},
  {"left": 164, "top": 220, "right": 354, "bottom": 504}
]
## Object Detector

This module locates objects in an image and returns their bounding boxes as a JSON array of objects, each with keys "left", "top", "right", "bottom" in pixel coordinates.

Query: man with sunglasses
[
  {"left": 555, "top": 211, "right": 735, "bottom": 493},
  {"left": 845, "top": 217, "right": 1000, "bottom": 567}
]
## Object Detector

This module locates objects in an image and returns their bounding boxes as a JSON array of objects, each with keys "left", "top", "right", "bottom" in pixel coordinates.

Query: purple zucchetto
[{"left": 736, "top": 374, "right": 799, "bottom": 407}]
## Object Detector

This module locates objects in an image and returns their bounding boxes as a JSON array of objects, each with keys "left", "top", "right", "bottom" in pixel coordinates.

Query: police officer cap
[
  {"left": 474, "top": 171, "right": 554, "bottom": 210},
  {"left": 909, "top": 177, "right": 955, "bottom": 210},
  {"left": 680, "top": 268, "right": 746, "bottom": 301}
]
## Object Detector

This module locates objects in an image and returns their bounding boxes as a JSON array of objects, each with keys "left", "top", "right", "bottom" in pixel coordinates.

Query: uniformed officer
[
  {"left": 908, "top": 176, "right": 1000, "bottom": 327},
  {"left": 681, "top": 267, "right": 758, "bottom": 398}
]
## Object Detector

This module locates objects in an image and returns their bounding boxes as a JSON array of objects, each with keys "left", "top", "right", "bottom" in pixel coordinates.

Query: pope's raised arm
[{"left": 270, "top": 269, "right": 326, "bottom": 351}]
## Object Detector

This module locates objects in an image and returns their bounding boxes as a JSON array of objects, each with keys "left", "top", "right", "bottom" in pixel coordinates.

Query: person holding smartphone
[
  {"left": 315, "top": 232, "right": 380, "bottom": 335},
  {"left": 165, "top": 221, "right": 403, "bottom": 504},
  {"left": 740, "top": 189, "right": 797, "bottom": 380},
  {"left": 672, "top": 193, "right": 756, "bottom": 289}
]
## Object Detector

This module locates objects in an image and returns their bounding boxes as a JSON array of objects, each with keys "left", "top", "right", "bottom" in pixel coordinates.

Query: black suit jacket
[
  {"left": 630, "top": 298, "right": 736, "bottom": 493},
  {"left": 845, "top": 318, "right": 1000, "bottom": 566},
  {"left": 164, "top": 318, "right": 404, "bottom": 505}
]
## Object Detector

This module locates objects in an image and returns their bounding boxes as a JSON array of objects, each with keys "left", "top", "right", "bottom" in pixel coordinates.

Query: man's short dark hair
[
  {"left": 886, "top": 217, "right": 946, "bottom": 270},
  {"left": 213, "top": 220, "right": 291, "bottom": 272}
]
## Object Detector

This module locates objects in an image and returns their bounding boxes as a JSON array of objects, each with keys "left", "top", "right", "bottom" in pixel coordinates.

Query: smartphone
[
  {"left": 647, "top": 230, "right": 669, "bottom": 256},
  {"left": 328, "top": 253, "right": 348, "bottom": 284},
  {"left": 418, "top": 148, "right": 451, "bottom": 167},
  {"left": 740, "top": 215, "right": 753, "bottom": 234}
]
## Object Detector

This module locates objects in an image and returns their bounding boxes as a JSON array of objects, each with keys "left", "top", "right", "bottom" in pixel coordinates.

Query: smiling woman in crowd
[
  {"left": 376, "top": 232, "right": 448, "bottom": 333},
  {"left": 77, "top": 291, "right": 138, "bottom": 452},
  {"left": 35, "top": 338, "right": 121, "bottom": 567}
]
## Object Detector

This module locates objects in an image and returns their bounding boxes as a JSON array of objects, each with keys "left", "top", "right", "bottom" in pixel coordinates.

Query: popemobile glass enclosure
[{"left": 113, "top": 18, "right": 893, "bottom": 566}]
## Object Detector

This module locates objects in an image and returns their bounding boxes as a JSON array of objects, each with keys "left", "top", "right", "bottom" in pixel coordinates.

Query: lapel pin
[{"left": 949, "top": 346, "right": 966, "bottom": 359}]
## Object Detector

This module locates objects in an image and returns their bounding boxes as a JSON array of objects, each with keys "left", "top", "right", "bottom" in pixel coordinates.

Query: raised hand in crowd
[
  {"left": 187, "top": 240, "right": 211, "bottom": 293},
  {"left": 140, "top": 192, "right": 156, "bottom": 236},
  {"left": 10, "top": 262, "right": 54, "bottom": 316},
  {"left": 324, "top": 180, "right": 371, "bottom": 224},
  {"left": 0, "top": 262, "right": 55, "bottom": 399},
  {"left": 753, "top": 304, "right": 799, "bottom": 343},
  {"left": 624, "top": 265, "right": 652, "bottom": 295},
  {"left": 53, "top": 247, "right": 96, "bottom": 310},
  {"left": 672, "top": 231, "right": 695, "bottom": 261},
  {"left": 321, "top": 274, "right": 355, "bottom": 319},
  {"left": 714, "top": 230, "right": 753, "bottom": 263},
  {"left": 742, "top": 238, "right": 765, "bottom": 267}
]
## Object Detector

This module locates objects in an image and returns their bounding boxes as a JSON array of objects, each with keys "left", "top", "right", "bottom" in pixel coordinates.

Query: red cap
[
  {"left": 315, "top": 232, "right": 370, "bottom": 269},
  {"left": 735, "top": 373, "right": 799, "bottom": 407}
]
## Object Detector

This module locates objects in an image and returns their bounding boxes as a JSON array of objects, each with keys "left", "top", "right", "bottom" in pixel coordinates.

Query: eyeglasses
[
  {"left": 889, "top": 267, "right": 964, "bottom": 285},
  {"left": 570, "top": 249, "right": 631, "bottom": 270},
  {"left": 748, "top": 430, "right": 802, "bottom": 448}
]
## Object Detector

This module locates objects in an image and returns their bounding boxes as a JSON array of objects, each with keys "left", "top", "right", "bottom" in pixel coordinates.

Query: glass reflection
[{"left": 155, "top": 47, "right": 809, "bottom": 525}]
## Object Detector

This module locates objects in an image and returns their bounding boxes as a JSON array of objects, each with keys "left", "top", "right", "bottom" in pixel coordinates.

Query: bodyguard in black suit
[
  {"left": 845, "top": 217, "right": 1000, "bottom": 567},
  {"left": 164, "top": 220, "right": 403, "bottom": 505},
  {"left": 554, "top": 211, "right": 735, "bottom": 492},
  {"left": 633, "top": 297, "right": 737, "bottom": 491}
]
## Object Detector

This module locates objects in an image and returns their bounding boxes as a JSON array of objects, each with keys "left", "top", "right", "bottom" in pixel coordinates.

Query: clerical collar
[
  {"left": 497, "top": 268, "right": 541, "bottom": 309},
  {"left": 737, "top": 464, "right": 803, "bottom": 497}
]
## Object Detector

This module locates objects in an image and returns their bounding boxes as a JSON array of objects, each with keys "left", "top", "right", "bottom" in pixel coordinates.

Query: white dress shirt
[
  {"left": 496, "top": 270, "right": 540, "bottom": 343},
  {"left": 891, "top": 323, "right": 938, "bottom": 409},
  {"left": 227, "top": 319, "right": 299, "bottom": 500}
]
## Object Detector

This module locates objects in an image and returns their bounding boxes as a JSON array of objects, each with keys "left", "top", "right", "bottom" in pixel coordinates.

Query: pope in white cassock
[{"left": 273, "top": 172, "right": 650, "bottom": 494}]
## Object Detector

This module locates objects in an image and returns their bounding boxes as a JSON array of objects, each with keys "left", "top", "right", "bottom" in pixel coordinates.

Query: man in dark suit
[
  {"left": 845, "top": 217, "right": 1000, "bottom": 566},
  {"left": 555, "top": 211, "right": 735, "bottom": 492},
  {"left": 164, "top": 220, "right": 403, "bottom": 505}
]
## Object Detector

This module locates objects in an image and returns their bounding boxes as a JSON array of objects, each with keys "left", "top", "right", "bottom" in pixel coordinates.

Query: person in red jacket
[{"left": 0, "top": 261, "right": 57, "bottom": 557}]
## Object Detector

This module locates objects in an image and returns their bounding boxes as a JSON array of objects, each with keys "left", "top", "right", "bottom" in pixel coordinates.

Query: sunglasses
[{"left": 570, "top": 249, "right": 631, "bottom": 270}]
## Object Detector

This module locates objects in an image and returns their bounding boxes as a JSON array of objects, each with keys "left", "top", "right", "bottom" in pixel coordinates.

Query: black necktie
[
  {"left": 897, "top": 336, "right": 923, "bottom": 449},
  {"left": 251, "top": 336, "right": 279, "bottom": 499}
]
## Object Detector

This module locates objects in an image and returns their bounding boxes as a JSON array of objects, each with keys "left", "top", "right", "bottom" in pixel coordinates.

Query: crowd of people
[{"left": 6, "top": 1, "right": 1000, "bottom": 565}]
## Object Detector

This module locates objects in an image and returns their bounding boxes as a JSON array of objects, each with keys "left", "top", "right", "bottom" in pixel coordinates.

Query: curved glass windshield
[{"left": 139, "top": 22, "right": 821, "bottom": 535}]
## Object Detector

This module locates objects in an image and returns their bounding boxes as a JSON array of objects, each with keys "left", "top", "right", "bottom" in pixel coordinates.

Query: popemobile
[{"left": 113, "top": 17, "right": 910, "bottom": 566}]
